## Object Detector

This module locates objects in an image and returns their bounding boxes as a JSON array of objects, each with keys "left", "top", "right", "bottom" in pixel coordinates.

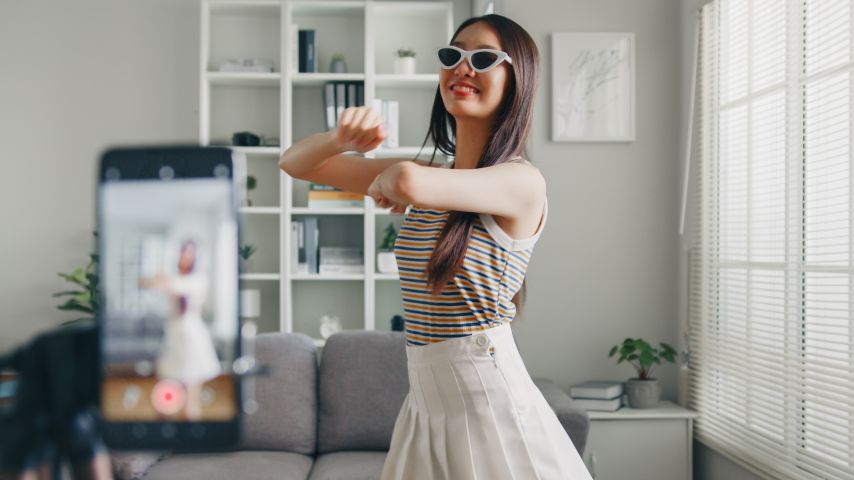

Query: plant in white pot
[
  {"left": 608, "top": 337, "right": 677, "bottom": 409},
  {"left": 377, "top": 223, "right": 398, "bottom": 274},
  {"left": 394, "top": 47, "right": 416, "bottom": 75}
]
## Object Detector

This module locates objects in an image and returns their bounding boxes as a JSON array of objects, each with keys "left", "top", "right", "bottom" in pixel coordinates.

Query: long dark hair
[{"left": 415, "top": 14, "right": 540, "bottom": 318}]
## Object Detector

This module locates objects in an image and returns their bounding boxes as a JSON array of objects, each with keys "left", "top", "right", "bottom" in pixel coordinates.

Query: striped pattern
[{"left": 394, "top": 160, "right": 546, "bottom": 346}]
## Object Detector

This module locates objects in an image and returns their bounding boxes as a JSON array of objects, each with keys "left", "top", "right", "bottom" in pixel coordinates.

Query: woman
[
  {"left": 139, "top": 240, "right": 220, "bottom": 421},
  {"left": 279, "top": 13, "right": 593, "bottom": 480}
]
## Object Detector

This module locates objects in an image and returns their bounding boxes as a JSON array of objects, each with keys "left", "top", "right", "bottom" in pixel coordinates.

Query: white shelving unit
[{"left": 200, "top": 0, "right": 454, "bottom": 346}]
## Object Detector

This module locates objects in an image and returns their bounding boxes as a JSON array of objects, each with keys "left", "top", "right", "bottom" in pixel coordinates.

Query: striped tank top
[{"left": 393, "top": 157, "right": 549, "bottom": 346}]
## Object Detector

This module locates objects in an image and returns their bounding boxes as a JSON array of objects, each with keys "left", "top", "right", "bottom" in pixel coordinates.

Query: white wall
[
  {"left": 0, "top": 0, "right": 478, "bottom": 352},
  {"left": 0, "top": 0, "right": 201, "bottom": 350},
  {"left": 496, "top": 0, "right": 684, "bottom": 400}
]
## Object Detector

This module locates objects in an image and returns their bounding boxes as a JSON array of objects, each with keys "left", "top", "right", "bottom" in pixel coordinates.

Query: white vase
[
  {"left": 377, "top": 251, "right": 398, "bottom": 273},
  {"left": 393, "top": 56, "right": 416, "bottom": 75}
]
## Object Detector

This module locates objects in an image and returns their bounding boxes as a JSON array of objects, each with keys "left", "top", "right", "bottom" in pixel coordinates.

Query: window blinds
[{"left": 689, "top": 1, "right": 854, "bottom": 479}]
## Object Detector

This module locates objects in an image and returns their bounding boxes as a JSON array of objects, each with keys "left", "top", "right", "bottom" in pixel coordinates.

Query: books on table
[{"left": 568, "top": 380, "right": 625, "bottom": 412}]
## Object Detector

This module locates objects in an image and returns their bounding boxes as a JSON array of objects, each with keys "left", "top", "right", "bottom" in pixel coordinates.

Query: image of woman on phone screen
[
  {"left": 279, "top": 13, "right": 593, "bottom": 480},
  {"left": 139, "top": 239, "right": 220, "bottom": 421}
]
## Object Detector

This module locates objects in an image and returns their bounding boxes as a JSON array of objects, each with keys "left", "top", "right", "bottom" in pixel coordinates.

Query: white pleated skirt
[{"left": 380, "top": 322, "right": 594, "bottom": 480}]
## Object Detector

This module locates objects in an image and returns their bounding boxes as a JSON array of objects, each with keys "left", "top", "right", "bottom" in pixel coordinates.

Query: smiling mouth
[{"left": 451, "top": 85, "right": 480, "bottom": 94}]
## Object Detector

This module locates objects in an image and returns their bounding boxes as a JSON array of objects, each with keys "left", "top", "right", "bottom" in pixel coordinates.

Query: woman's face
[
  {"left": 178, "top": 243, "right": 195, "bottom": 273},
  {"left": 439, "top": 22, "right": 510, "bottom": 122}
]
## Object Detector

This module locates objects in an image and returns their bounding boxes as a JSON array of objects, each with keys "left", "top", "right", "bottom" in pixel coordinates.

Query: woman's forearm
[{"left": 277, "top": 130, "right": 345, "bottom": 178}]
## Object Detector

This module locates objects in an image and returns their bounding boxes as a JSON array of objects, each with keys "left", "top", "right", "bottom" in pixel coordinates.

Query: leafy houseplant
[
  {"left": 239, "top": 244, "right": 257, "bottom": 272},
  {"left": 609, "top": 338, "right": 677, "bottom": 409},
  {"left": 394, "top": 47, "right": 416, "bottom": 75},
  {"left": 53, "top": 232, "right": 100, "bottom": 319},
  {"left": 330, "top": 52, "right": 347, "bottom": 73},
  {"left": 245, "top": 175, "right": 257, "bottom": 206},
  {"left": 377, "top": 223, "right": 398, "bottom": 274}
]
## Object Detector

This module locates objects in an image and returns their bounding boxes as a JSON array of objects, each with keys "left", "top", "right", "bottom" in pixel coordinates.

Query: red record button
[{"left": 151, "top": 379, "right": 186, "bottom": 415}]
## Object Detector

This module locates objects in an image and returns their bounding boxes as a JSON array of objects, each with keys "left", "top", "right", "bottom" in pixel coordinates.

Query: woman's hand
[
  {"left": 367, "top": 166, "right": 409, "bottom": 215},
  {"left": 332, "top": 106, "right": 388, "bottom": 153}
]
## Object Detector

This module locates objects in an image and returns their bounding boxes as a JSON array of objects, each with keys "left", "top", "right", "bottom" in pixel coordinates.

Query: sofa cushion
[
  {"left": 143, "top": 451, "right": 313, "bottom": 480},
  {"left": 241, "top": 332, "right": 317, "bottom": 455},
  {"left": 308, "top": 451, "right": 388, "bottom": 480},
  {"left": 533, "top": 377, "right": 590, "bottom": 455},
  {"left": 316, "top": 331, "right": 409, "bottom": 453}
]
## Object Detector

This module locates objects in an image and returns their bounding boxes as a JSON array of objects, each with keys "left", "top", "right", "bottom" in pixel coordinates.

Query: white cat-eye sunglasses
[{"left": 436, "top": 45, "right": 513, "bottom": 73}]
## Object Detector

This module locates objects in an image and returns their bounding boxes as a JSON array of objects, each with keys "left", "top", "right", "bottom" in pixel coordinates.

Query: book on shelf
[
  {"left": 298, "top": 29, "right": 316, "bottom": 73},
  {"left": 323, "top": 81, "right": 365, "bottom": 131},
  {"left": 319, "top": 247, "right": 363, "bottom": 274},
  {"left": 291, "top": 217, "right": 319, "bottom": 274},
  {"left": 569, "top": 380, "right": 624, "bottom": 400},
  {"left": 307, "top": 183, "right": 364, "bottom": 207},
  {"left": 371, "top": 98, "right": 399, "bottom": 148},
  {"left": 570, "top": 396, "right": 623, "bottom": 412},
  {"left": 290, "top": 221, "right": 307, "bottom": 274}
]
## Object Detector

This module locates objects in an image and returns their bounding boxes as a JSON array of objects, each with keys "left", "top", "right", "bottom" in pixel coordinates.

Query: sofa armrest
[
  {"left": 532, "top": 378, "right": 590, "bottom": 456},
  {"left": 110, "top": 451, "right": 170, "bottom": 480}
]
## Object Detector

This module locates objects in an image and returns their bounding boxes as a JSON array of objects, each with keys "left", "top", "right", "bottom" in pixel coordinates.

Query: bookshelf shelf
[
  {"left": 240, "top": 206, "right": 281, "bottom": 214},
  {"left": 200, "top": 0, "right": 454, "bottom": 339},
  {"left": 220, "top": 145, "right": 281, "bottom": 155},
  {"left": 207, "top": 71, "right": 281, "bottom": 86},
  {"left": 240, "top": 273, "right": 281, "bottom": 281},
  {"left": 291, "top": 73, "right": 366, "bottom": 85},
  {"left": 291, "top": 206, "right": 365, "bottom": 215},
  {"left": 291, "top": 273, "right": 365, "bottom": 281}
]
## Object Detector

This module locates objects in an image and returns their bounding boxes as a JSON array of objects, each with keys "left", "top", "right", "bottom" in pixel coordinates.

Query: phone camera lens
[
  {"left": 214, "top": 164, "right": 229, "bottom": 177},
  {"left": 159, "top": 166, "right": 175, "bottom": 180}
]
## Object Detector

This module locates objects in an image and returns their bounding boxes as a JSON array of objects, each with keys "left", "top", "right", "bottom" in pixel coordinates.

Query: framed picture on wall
[{"left": 551, "top": 32, "right": 635, "bottom": 142}]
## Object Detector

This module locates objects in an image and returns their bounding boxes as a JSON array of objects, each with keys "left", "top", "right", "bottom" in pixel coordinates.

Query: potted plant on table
[
  {"left": 394, "top": 47, "right": 416, "bottom": 75},
  {"left": 608, "top": 337, "right": 677, "bottom": 409},
  {"left": 377, "top": 223, "right": 398, "bottom": 274}
]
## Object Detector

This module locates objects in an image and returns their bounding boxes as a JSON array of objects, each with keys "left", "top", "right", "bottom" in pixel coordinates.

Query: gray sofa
[{"left": 111, "top": 330, "right": 590, "bottom": 480}]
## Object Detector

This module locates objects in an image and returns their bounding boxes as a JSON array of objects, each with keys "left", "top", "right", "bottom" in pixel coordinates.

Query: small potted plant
[
  {"left": 608, "top": 337, "right": 677, "bottom": 409},
  {"left": 245, "top": 175, "right": 257, "bottom": 206},
  {"left": 239, "top": 244, "right": 257, "bottom": 272},
  {"left": 394, "top": 47, "right": 416, "bottom": 75},
  {"left": 377, "top": 223, "right": 398, "bottom": 273},
  {"left": 329, "top": 52, "right": 347, "bottom": 73},
  {"left": 53, "top": 231, "right": 99, "bottom": 320}
]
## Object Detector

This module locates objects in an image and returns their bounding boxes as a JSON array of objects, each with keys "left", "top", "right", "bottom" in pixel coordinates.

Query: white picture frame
[{"left": 551, "top": 32, "right": 635, "bottom": 142}]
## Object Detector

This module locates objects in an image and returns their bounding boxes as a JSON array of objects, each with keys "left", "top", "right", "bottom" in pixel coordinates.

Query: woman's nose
[{"left": 454, "top": 57, "right": 476, "bottom": 76}]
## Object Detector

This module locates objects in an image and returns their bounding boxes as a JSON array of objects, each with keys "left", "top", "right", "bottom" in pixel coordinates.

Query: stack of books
[
  {"left": 319, "top": 247, "right": 363, "bottom": 274},
  {"left": 568, "top": 380, "right": 625, "bottom": 412},
  {"left": 323, "top": 81, "right": 365, "bottom": 131},
  {"left": 307, "top": 183, "right": 364, "bottom": 208},
  {"left": 371, "top": 98, "right": 399, "bottom": 148}
]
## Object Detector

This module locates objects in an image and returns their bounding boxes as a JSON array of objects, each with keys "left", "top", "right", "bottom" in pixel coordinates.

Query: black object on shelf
[
  {"left": 391, "top": 314, "right": 405, "bottom": 332},
  {"left": 232, "top": 131, "right": 261, "bottom": 146},
  {"left": 298, "top": 29, "right": 316, "bottom": 72}
]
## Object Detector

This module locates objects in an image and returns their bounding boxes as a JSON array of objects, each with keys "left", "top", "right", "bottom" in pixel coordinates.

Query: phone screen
[{"left": 97, "top": 147, "right": 241, "bottom": 447}]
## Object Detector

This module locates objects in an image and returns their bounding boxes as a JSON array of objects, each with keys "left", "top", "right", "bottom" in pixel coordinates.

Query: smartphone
[{"left": 96, "top": 146, "right": 244, "bottom": 450}]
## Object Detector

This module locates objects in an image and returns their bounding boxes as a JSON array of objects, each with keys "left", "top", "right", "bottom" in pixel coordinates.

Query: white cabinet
[
  {"left": 583, "top": 400, "right": 698, "bottom": 480},
  {"left": 199, "top": 1, "right": 454, "bottom": 345}
]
